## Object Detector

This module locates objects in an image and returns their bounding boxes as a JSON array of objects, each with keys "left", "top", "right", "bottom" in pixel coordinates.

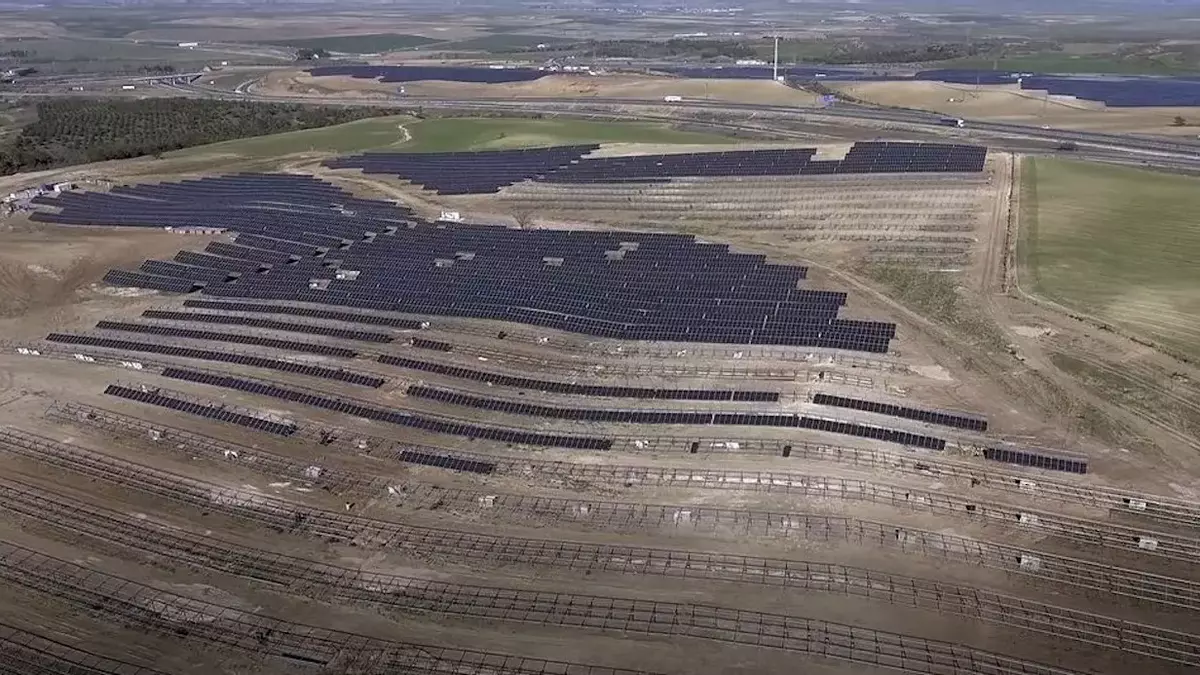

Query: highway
[
  {"left": 162, "top": 73, "right": 1200, "bottom": 163},
  {"left": 6, "top": 67, "right": 1200, "bottom": 171}
]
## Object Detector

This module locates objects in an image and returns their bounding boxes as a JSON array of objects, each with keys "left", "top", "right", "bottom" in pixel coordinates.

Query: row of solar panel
[
  {"left": 94, "top": 320, "right": 358, "bottom": 358},
  {"left": 982, "top": 447, "right": 1088, "bottom": 474},
  {"left": 159, "top": 367, "right": 612, "bottom": 450},
  {"left": 142, "top": 260, "right": 237, "bottom": 284},
  {"left": 398, "top": 450, "right": 497, "bottom": 475},
  {"left": 323, "top": 142, "right": 988, "bottom": 195},
  {"left": 105, "top": 384, "right": 299, "bottom": 436},
  {"left": 103, "top": 270, "right": 200, "bottom": 294},
  {"left": 200, "top": 288, "right": 892, "bottom": 350},
  {"left": 181, "top": 299, "right": 427, "bottom": 329},
  {"left": 811, "top": 393, "right": 987, "bottom": 433},
  {"left": 206, "top": 282, "right": 886, "bottom": 330},
  {"left": 406, "top": 385, "right": 946, "bottom": 450},
  {"left": 198, "top": 278, "right": 859, "bottom": 321},
  {"left": 141, "top": 309, "right": 395, "bottom": 343},
  {"left": 45, "top": 333, "right": 384, "bottom": 388},
  {"left": 41, "top": 173, "right": 895, "bottom": 353},
  {"left": 201, "top": 242, "right": 804, "bottom": 281},
  {"left": 376, "top": 354, "right": 779, "bottom": 401},
  {"left": 411, "top": 337, "right": 453, "bottom": 352}
]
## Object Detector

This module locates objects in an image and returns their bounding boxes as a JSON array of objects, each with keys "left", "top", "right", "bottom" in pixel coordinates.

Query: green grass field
[
  {"left": 441, "top": 34, "right": 573, "bottom": 51},
  {"left": 166, "top": 115, "right": 417, "bottom": 164},
  {"left": 397, "top": 118, "right": 735, "bottom": 152},
  {"left": 164, "top": 115, "right": 734, "bottom": 170},
  {"left": 1019, "top": 158, "right": 1200, "bottom": 359}
]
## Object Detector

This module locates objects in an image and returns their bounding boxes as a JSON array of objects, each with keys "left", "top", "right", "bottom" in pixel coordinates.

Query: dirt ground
[
  {"left": 261, "top": 70, "right": 822, "bottom": 107},
  {"left": 1, "top": 139, "right": 1199, "bottom": 674},
  {"left": 833, "top": 81, "right": 1200, "bottom": 135}
]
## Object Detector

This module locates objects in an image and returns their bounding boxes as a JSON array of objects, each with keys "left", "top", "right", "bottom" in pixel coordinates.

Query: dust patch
[{"left": 911, "top": 364, "right": 954, "bottom": 381}]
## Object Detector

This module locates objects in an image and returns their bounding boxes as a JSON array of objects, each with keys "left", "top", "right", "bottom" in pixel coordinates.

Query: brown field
[
  {"left": 1, "top": 121, "right": 1200, "bottom": 674},
  {"left": 833, "top": 81, "right": 1200, "bottom": 135},
  {"left": 261, "top": 70, "right": 823, "bottom": 106},
  {"left": 0, "top": 20, "right": 69, "bottom": 38}
]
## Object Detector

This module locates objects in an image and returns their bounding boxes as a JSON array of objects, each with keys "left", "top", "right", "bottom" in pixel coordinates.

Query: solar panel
[
  {"left": 181, "top": 300, "right": 426, "bottom": 329},
  {"left": 308, "top": 64, "right": 550, "bottom": 84},
  {"left": 983, "top": 446, "right": 1088, "bottom": 474},
  {"left": 47, "top": 333, "right": 383, "bottom": 387},
  {"left": 141, "top": 310, "right": 394, "bottom": 343},
  {"left": 104, "top": 383, "right": 298, "bottom": 436},
  {"left": 378, "top": 354, "right": 778, "bottom": 401},
  {"left": 411, "top": 337, "right": 453, "bottom": 352},
  {"left": 812, "top": 393, "right": 986, "bottom": 432},
  {"left": 397, "top": 449, "right": 496, "bottom": 474},
  {"left": 158, "top": 367, "right": 613, "bottom": 450},
  {"left": 31, "top": 173, "right": 898, "bottom": 353},
  {"left": 94, "top": 320, "right": 357, "bottom": 357},
  {"left": 405, "top": 385, "right": 946, "bottom": 451}
]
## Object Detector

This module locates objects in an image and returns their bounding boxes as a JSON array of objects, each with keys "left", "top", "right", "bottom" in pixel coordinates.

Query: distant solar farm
[{"left": 309, "top": 63, "right": 1200, "bottom": 106}]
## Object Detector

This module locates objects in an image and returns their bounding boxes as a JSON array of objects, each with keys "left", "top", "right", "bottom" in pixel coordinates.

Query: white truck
[{"left": 663, "top": 95, "right": 683, "bottom": 103}]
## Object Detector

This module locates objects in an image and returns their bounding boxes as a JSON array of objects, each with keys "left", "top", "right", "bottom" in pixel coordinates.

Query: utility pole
[{"left": 773, "top": 35, "right": 780, "bottom": 82}]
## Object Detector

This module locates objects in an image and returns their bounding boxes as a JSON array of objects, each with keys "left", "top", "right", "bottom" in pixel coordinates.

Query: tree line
[{"left": 0, "top": 97, "right": 391, "bottom": 176}]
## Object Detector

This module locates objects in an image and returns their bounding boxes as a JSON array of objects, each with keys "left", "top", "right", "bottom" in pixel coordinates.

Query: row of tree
[
  {"left": 818, "top": 41, "right": 997, "bottom": 65},
  {"left": 0, "top": 97, "right": 391, "bottom": 176}
]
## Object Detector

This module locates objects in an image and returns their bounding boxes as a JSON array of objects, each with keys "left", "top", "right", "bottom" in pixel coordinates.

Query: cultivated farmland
[{"left": 1019, "top": 157, "right": 1200, "bottom": 361}]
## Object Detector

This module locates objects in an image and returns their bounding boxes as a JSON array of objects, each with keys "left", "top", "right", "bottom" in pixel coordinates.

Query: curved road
[
  {"left": 6, "top": 68, "right": 1200, "bottom": 169},
  {"left": 154, "top": 73, "right": 1200, "bottom": 167}
]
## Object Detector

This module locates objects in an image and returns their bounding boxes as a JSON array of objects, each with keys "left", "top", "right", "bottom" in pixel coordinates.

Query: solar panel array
[
  {"left": 35, "top": 173, "right": 896, "bottom": 352},
  {"left": 1022, "top": 75, "right": 1200, "bottom": 107},
  {"left": 377, "top": 354, "right": 778, "bottom": 401},
  {"left": 102, "top": 270, "right": 200, "bottom": 294},
  {"left": 94, "top": 320, "right": 358, "bottom": 358},
  {"left": 45, "top": 333, "right": 384, "bottom": 387},
  {"left": 308, "top": 64, "right": 550, "bottom": 84},
  {"left": 104, "top": 384, "right": 298, "bottom": 436},
  {"left": 811, "top": 393, "right": 987, "bottom": 432},
  {"left": 323, "top": 145, "right": 601, "bottom": 195},
  {"left": 411, "top": 337, "right": 454, "bottom": 352},
  {"left": 141, "top": 310, "right": 395, "bottom": 343},
  {"left": 159, "top": 367, "right": 613, "bottom": 450},
  {"left": 544, "top": 143, "right": 985, "bottom": 183},
  {"left": 407, "top": 385, "right": 946, "bottom": 450},
  {"left": 174, "top": 251, "right": 267, "bottom": 274},
  {"left": 983, "top": 446, "right": 1088, "bottom": 474},
  {"left": 325, "top": 142, "right": 987, "bottom": 193},
  {"left": 397, "top": 449, "right": 497, "bottom": 475},
  {"left": 141, "top": 260, "right": 238, "bottom": 285},
  {"left": 919, "top": 69, "right": 1200, "bottom": 107},
  {"left": 181, "top": 300, "right": 427, "bottom": 329}
]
